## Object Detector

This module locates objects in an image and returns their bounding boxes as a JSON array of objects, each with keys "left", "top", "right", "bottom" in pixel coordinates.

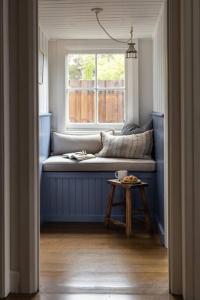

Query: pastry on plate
[{"left": 121, "top": 175, "right": 141, "bottom": 184}]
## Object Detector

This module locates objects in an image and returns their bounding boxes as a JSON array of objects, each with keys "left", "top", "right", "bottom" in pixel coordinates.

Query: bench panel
[{"left": 41, "top": 171, "right": 156, "bottom": 223}]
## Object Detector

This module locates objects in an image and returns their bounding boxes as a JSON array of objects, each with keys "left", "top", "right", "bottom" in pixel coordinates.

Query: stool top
[{"left": 107, "top": 179, "right": 148, "bottom": 189}]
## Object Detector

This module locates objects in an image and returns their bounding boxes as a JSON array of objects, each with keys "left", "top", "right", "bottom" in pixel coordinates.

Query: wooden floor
[{"left": 7, "top": 223, "right": 182, "bottom": 300}]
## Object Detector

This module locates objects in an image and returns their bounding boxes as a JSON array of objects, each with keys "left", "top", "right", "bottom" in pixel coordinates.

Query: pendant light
[{"left": 91, "top": 8, "right": 137, "bottom": 59}]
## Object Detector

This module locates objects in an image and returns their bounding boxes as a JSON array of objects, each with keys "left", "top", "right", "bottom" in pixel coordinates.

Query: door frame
[
  {"left": 167, "top": 0, "right": 182, "bottom": 294},
  {"left": 0, "top": 0, "right": 10, "bottom": 298},
  {"left": 1, "top": 0, "right": 200, "bottom": 298}
]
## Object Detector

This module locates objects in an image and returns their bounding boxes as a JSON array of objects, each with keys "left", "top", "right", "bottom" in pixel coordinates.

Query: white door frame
[
  {"left": 180, "top": 0, "right": 200, "bottom": 298},
  {"left": 167, "top": 0, "right": 182, "bottom": 295},
  {"left": 1, "top": 0, "right": 200, "bottom": 299},
  {"left": 1, "top": 0, "right": 39, "bottom": 295},
  {"left": 0, "top": 0, "right": 10, "bottom": 298},
  {"left": 16, "top": 0, "right": 40, "bottom": 293}
]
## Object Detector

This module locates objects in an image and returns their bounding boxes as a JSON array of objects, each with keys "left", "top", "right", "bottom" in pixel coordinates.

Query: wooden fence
[{"left": 69, "top": 80, "right": 124, "bottom": 123}]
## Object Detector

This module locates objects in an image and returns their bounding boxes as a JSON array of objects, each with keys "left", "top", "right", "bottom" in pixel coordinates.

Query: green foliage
[
  {"left": 68, "top": 54, "right": 124, "bottom": 81},
  {"left": 97, "top": 54, "right": 124, "bottom": 80},
  {"left": 68, "top": 54, "right": 95, "bottom": 80}
]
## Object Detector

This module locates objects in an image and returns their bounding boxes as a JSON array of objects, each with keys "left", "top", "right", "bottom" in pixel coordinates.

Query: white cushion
[
  {"left": 43, "top": 156, "right": 156, "bottom": 172},
  {"left": 52, "top": 132, "right": 102, "bottom": 155},
  {"left": 51, "top": 130, "right": 114, "bottom": 155}
]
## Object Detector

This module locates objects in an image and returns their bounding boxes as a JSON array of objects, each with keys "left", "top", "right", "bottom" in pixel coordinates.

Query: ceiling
[{"left": 39, "top": 0, "right": 164, "bottom": 40}]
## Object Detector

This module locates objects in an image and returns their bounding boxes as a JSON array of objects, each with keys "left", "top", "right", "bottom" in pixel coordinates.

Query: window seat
[
  {"left": 43, "top": 156, "right": 156, "bottom": 172},
  {"left": 39, "top": 113, "right": 164, "bottom": 244}
]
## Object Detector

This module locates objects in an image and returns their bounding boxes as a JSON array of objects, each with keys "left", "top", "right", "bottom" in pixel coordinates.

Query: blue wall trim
[
  {"left": 39, "top": 114, "right": 51, "bottom": 163},
  {"left": 152, "top": 111, "right": 164, "bottom": 118},
  {"left": 39, "top": 114, "right": 51, "bottom": 184},
  {"left": 153, "top": 112, "right": 164, "bottom": 243}
]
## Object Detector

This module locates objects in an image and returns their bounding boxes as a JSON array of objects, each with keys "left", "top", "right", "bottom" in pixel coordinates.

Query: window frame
[{"left": 65, "top": 50, "right": 126, "bottom": 130}]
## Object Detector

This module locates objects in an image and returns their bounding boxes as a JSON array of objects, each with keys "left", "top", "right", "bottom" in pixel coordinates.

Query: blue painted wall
[
  {"left": 41, "top": 171, "right": 156, "bottom": 223},
  {"left": 39, "top": 113, "right": 51, "bottom": 173},
  {"left": 152, "top": 112, "right": 164, "bottom": 243}
]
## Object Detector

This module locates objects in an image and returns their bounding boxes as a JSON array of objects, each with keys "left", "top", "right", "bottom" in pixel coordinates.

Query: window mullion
[{"left": 95, "top": 54, "right": 98, "bottom": 125}]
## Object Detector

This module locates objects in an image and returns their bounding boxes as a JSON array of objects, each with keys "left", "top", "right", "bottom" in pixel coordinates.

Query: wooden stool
[{"left": 104, "top": 179, "right": 152, "bottom": 237}]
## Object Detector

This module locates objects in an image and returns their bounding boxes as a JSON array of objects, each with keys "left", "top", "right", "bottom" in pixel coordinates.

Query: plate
[{"left": 121, "top": 179, "right": 141, "bottom": 184}]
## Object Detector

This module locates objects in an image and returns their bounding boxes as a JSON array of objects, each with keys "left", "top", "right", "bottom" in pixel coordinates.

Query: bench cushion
[{"left": 43, "top": 156, "right": 156, "bottom": 172}]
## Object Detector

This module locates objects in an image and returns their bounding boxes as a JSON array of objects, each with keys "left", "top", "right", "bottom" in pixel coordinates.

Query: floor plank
[
  {"left": 40, "top": 223, "right": 169, "bottom": 295},
  {"left": 7, "top": 223, "right": 182, "bottom": 299}
]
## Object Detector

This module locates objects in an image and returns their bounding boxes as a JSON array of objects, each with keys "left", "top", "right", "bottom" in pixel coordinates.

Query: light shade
[{"left": 126, "top": 43, "right": 137, "bottom": 59}]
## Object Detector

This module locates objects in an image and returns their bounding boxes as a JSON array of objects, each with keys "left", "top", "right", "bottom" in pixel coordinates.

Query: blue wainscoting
[
  {"left": 153, "top": 112, "right": 165, "bottom": 243},
  {"left": 41, "top": 171, "right": 156, "bottom": 223},
  {"left": 39, "top": 113, "right": 51, "bottom": 173}
]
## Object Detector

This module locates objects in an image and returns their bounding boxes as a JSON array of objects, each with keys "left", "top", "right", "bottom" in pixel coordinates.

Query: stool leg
[
  {"left": 139, "top": 186, "right": 152, "bottom": 234},
  {"left": 104, "top": 185, "right": 116, "bottom": 227},
  {"left": 125, "top": 188, "right": 132, "bottom": 237}
]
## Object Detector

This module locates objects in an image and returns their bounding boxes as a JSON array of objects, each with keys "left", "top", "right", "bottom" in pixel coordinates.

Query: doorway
[
  {"left": 38, "top": 0, "right": 169, "bottom": 297},
  {"left": 4, "top": 0, "right": 200, "bottom": 298}
]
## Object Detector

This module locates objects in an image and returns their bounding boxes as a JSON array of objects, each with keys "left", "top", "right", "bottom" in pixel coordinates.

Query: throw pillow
[
  {"left": 96, "top": 130, "right": 153, "bottom": 159},
  {"left": 121, "top": 119, "right": 139, "bottom": 135},
  {"left": 51, "top": 130, "right": 115, "bottom": 155},
  {"left": 52, "top": 132, "right": 102, "bottom": 155},
  {"left": 121, "top": 119, "right": 153, "bottom": 135}
]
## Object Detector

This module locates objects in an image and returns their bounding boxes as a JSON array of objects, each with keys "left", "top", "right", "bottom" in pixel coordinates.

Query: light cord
[{"left": 95, "top": 11, "right": 131, "bottom": 44}]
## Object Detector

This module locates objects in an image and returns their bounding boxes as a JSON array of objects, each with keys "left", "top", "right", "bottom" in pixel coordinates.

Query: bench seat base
[{"left": 41, "top": 171, "right": 156, "bottom": 224}]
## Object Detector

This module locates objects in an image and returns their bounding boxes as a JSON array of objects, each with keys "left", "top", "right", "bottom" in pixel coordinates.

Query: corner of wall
[{"left": 39, "top": 27, "right": 49, "bottom": 114}]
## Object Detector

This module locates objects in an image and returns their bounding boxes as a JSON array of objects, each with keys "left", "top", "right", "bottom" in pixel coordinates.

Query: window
[{"left": 66, "top": 53, "right": 125, "bottom": 128}]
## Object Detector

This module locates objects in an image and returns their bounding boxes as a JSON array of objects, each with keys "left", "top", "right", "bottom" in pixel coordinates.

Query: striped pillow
[{"left": 97, "top": 130, "right": 153, "bottom": 159}]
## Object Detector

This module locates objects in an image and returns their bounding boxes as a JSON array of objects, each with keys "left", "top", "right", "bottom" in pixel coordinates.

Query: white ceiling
[{"left": 39, "top": 0, "right": 164, "bottom": 40}]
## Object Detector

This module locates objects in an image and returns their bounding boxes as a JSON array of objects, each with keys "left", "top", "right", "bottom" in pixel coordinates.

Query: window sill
[
  {"left": 65, "top": 128, "right": 122, "bottom": 135},
  {"left": 65, "top": 123, "right": 123, "bottom": 134}
]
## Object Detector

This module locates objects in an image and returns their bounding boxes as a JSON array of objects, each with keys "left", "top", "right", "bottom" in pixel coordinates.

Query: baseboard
[
  {"left": 10, "top": 271, "right": 19, "bottom": 293},
  {"left": 41, "top": 214, "right": 124, "bottom": 223}
]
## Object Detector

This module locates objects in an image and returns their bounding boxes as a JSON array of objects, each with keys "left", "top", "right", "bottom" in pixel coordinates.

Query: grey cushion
[
  {"left": 121, "top": 120, "right": 139, "bottom": 135},
  {"left": 97, "top": 130, "right": 153, "bottom": 159},
  {"left": 43, "top": 156, "right": 156, "bottom": 172},
  {"left": 121, "top": 119, "right": 153, "bottom": 135},
  {"left": 52, "top": 132, "right": 102, "bottom": 155}
]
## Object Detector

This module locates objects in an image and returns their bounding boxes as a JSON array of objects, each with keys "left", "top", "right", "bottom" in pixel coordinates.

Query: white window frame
[
  {"left": 65, "top": 50, "right": 127, "bottom": 131},
  {"left": 64, "top": 48, "right": 138, "bottom": 132}
]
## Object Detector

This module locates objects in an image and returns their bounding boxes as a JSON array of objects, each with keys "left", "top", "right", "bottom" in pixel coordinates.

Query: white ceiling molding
[{"left": 39, "top": 0, "right": 164, "bottom": 40}]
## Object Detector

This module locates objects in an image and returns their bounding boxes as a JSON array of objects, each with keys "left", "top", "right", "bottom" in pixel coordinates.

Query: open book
[{"left": 62, "top": 151, "right": 95, "bottom": 161}]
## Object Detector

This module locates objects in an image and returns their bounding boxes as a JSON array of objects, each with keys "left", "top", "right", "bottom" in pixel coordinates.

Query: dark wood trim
[{"left": 168, "top": 0, "right": 182, "bottom": 295}]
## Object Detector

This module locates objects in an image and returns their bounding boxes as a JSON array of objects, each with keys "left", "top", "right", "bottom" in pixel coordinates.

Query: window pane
[
  {"left": 68, "top": 54, "right": 95, "bottom": 88},
  {"left": 97, "top": 54, "right": 125, "bottom": 88},
  {"left": 69, "top": 90, "right": 96, "bottom": 123},
  {"left": 98, "top": 90, "right": 124, "bottom": 123}
]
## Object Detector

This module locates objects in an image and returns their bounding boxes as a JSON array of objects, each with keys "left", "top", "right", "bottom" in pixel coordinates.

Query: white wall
[
  {"left": 48, "top": 38, "right": 153, "bottom": 131},
  {"left": 138, "top": 39, "right": 153, "bottom": 124},
  {"left": 153, "top": 1, "right": 167, "bottom": 113},
  {"left": 39, "top": 27, "right": 49, "bottom": 113}
]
